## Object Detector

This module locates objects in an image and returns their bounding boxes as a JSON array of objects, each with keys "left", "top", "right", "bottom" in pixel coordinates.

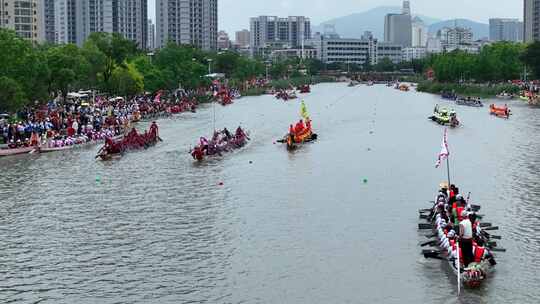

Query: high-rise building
[
  {"left": 42, "top": 0, "right": 55, "bottom": 43},
  {"left": 412, "top": 17, "right": 427, "bottom": 47},
  {"left": 217, "top": 30, "right": 231, "bottom": 49},
  {"left": 156, "top": 0, "right": 218, "bottom": 50},
  {"left": 524, "top": 0, "right": 537, "bottom": 42},
  {"left": 312, "top": 36, "right": 402, "bottom": 65},
  {"left": 489, "top": 18, "right": 523, "bottom": 42},
  {"left": 402, "top": 0, "right": 411, "bottom": 15},
  {"left": 113, "top": 0, "right": 148, "bottom": 49},
  {"left": 250, "top": 16, "right": 311, "bottom": 57},
  {"left": 384, "top": 1, "right": 412, "bottom": 47},
  {"left": 235, "top": 29, "right": 250, "bottom": 48},
  {"left": 55, "top": 0, "right": 147, "bottom": 48},
  {"left": 54, "top": 0, "right": 77, "bottom": 44},
  {"left": 0, "top": 0, "right": 44, "bottom": 42},
  {"left": 148, "top": 19, "right": 155, "bottom": 50}
]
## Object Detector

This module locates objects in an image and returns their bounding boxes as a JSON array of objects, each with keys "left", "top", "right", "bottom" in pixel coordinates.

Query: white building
[
  {"left": 438, "top": 26, "right": 474, "bottom": 51},
  {"left": 412, "top": 17, "right": 428, "bottom": 47},
  {"left": 426, "top": 36, "right": 442, "bottom": 53},
  {"left": 250, "top": 16, "right": 311, "bottom": 57},
  {"left": 312, "top": 36, "right": 402, "bottom": 65},
  {"left": 489, "top": 18, "right": 523, "bottom": 42},
  {"left": 156, "top": 0, "right": 218, "bottom": 50},
  {"left": 270, "top": 48, "right": 317, "bottom": 61},
  {"left": 402, "top": 47, "right": 427, "bottom": 61},
  {"left": 0, "top": 0, "right": 44, "bottom": 42}
]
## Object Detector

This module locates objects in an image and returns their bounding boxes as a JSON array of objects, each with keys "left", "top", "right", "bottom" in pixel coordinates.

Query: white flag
[{"left": 435, "top": 128, "right": 449, "bottom": 168}]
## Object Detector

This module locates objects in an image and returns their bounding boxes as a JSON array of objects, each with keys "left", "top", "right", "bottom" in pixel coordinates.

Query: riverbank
[{"left": 416, "top": 81, "right": 520, "bottom": 98}]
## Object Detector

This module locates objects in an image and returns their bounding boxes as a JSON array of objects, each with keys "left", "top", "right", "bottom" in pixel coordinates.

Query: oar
[
  {"left": 420, "top": 240, "right": 438, "bottom": 247},
  {"left": 483, "top": 226, "right": 499, "bottom": 231},
  {"left": 490, "top": 247, "right": 507, "bottom": 252},
  {"left": 424, "top": 252, "right": 449, "bottom": 261},
  {"left": 418, "top": 223, "right": 434, "bottom": 229},
  {"left": 479, "top": 222, "right": 492, "bottom": 228}
]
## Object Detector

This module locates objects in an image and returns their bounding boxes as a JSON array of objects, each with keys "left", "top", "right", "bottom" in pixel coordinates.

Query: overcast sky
[{"left": 148, "top": 0, "right": 522, "bottom": 34}]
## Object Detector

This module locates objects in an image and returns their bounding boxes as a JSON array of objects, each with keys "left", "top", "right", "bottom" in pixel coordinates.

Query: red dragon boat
[
  {"left": 489, "top": 104, "right": 510, "bottom": 119},
  {"left": 96, "top": 122, "right": 160, "bottom": 160},
  {"left": 190, "top": 127, "right": 249, "bottom": 161}
]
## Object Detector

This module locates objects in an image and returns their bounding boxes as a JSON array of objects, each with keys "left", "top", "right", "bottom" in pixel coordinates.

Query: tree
[
  {"left": 84, "top": 32, "right": 139, "bottom": 88},
  {"left": 153, "top": 42, "right": 207, "bottom": 89},
  {"left": 110, "top": 63, "right": 144, "bottom": 97},
  {"left": 131, "top": 55, "right": 167, "bottom": 93},
  {"left": 46, "top": 44, "right": 90, "bottom": 99},
  {"left": 374, "top": 57, "right": 395, "bottom": 72},
  {"left": 0, "top": 76, "right": 25, "bottom": 112},
  {"left": 214, "top": 51, "right": 240, "bottom": 77},
  {"left": 521, "top": 42, "right": 540, "bottom": 79}
]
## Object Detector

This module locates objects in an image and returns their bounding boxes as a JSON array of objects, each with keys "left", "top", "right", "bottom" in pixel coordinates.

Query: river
[{"left": 1, "top": 83, "right": 539, "bottom": 303}]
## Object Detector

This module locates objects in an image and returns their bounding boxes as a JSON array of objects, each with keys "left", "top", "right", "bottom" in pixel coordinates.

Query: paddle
[
  {"left": 483, "top": 226, "right": 499, "bottom": 231},
  {"left": 424, "top": 252, "right": 449, "bottom": 261},
  {"left": 418, "top": 223, "right": 435, "bottom": 229},
  {"left": 420, "top": 240, "right": 438, "bottom": 247},
  {"left": 490, "top": 247, "right": 507, "bottom": 252},
  {"left": 479, "top": 222, "right": 492, "bottom": 228}
]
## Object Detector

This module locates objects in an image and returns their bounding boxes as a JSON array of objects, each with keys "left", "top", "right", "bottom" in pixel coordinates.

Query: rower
[
  {"left": 459, "top": 210, "right": 474, "bottom": 267},
  {"left": 289, "top": 124, "right": 295, "bottom": 135},
  {"left": 472, "top": 239, "right": 488, "bottom": 263},
  {"left": 223, "top": 127, "right": 232, "bottom": 140}
]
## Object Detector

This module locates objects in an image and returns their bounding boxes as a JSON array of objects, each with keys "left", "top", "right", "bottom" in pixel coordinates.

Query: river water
[{"left": 1, "top": 83, "right": 539, "bottom": 303}]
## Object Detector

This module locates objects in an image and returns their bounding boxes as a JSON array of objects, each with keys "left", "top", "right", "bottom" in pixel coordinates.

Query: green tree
[
  {"left": 131, "top": 55, "right": 167, "bottom": 93},
  {"left": 45, "top": 44, "right": 90, "bottom": 99},
  {"left": 110, "top": 63, "right": 144, "bottom": 97},
  {"left": 84, "top": 32, "right": 139, "bottom": 88},
  {"left": 521, "top": 42, "right": 540, "bottom": 79},
  {"left": 0, "top": 76, "right": 26, "bottom": 112},
  {"left": 374, "top": 57, "right": 395, "bottom": 72}
]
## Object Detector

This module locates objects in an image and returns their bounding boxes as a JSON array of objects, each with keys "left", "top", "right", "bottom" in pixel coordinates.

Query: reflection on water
[{"left": 0, "top": 83, "right": 539, "bottom": 303}]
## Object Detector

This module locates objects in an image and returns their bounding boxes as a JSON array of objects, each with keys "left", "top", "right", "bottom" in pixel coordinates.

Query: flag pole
[
  {"left": 456, "top": 240, "right": 461, "bottom": 296},
  {"left": 446, "top": 156, "right": 451, "bottom": 188}
]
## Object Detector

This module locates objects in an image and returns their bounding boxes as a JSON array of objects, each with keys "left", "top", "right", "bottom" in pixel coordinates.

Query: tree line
[{"left": 0, "top": 29, "right": 304, "bottom": 112}]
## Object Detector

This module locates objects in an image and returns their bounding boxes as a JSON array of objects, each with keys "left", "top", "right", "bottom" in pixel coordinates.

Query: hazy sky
[{"left": 148, "top": 0, "right": 522, "bottom": 34}]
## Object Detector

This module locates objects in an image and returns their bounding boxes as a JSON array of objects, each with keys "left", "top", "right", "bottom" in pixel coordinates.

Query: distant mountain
[
  {"left": 314, "top": 7, "right": 489, "bottom": 41},
  {"left": 314, "top": 6, "right": 442, "bottom": 40},
  {"left": 428, "top": 19, "right": 489, "bottom": 40}
]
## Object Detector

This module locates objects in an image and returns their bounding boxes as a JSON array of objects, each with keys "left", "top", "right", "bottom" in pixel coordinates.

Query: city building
[
  {"left": 438, "top": 26, "right": 473, "bottom": 50},
  {"left": 217, "top": 30, "right": 231, "bottom": 49},
  {"left": 148, "top": 19, "right": 155, "bottom": 50},
  {"left": 384, "top": 1, "right": 412, "bottom": 47},
  {"left": 42, "top": 0, "right": 55, "bottom": 43},
  {"left": 412, "top": 17, "right": 428, "bottom": 47},
  {"left": 249, "top": 16, "right": 311, "bottom": 57},
  {"left": 312, "top": 36, "right": 401, "bottom": 65},
  {"left": 426, "top": 36, "right": 442, "bottom": 53},
  {"left": 489, "top": 18, "right": 523, "bottom": 42},
  {"left": 54, "top": 0, "right": 148, "bottom": 49},
  {"left": 156, "top": 0, "right": 218, "bottom": 50},
  {"left": 402, "top": 46, "right": 427, "bottom": 61},
  {"left": 523, "top": 0, "right": 538, "bottom": 42},
  {"left": 270, "top": 47, "right": 317, "bottom": 61},
  {"left": 114, "top": 0, "right": 148, "bottom": 50},
  {"left": 377, "top": 42, "right": 403, "bottom": 64},
  {"left": 0, "top": 0, "right": 44, "bottom": 42},
  {"left": 54, "top": 0, "right": 77, "bottom": 44},
  {"left": 235, "top": 29, "right": 250, "bottom": 48}
]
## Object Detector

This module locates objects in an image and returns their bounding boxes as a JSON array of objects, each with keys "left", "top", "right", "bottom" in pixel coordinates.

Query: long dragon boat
[
  {"left": 419, "top": 186, "right": 502, "bottom": 289},
  {"left": 96, "top": 122, "right": 160, "bottom": 160},
  {"left": 190, "top": 127, "right": 249, "bottom": 161}
]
